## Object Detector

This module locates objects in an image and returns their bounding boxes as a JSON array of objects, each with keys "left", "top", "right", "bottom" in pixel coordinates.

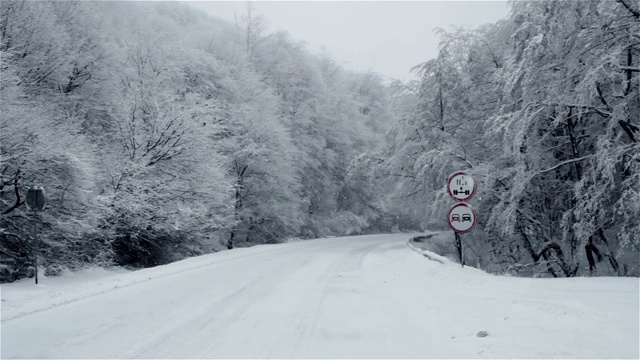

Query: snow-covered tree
[{"left": 374, "top": 0, "right": 639, "bottom": 276}]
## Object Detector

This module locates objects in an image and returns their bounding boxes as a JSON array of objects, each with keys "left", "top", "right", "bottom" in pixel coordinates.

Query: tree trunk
[
  {"left": 228, "top": 164, "right": 247, "bottom": 251},
  {"left": 597, "top": 228, "right": 621, "bottom": 275},
  {"left": 227, "top": 231, "right": 234, "bottom": 250},
  {"left": 585, "top": 235, "right": 601, "bottom": 276},
  {"left": 565, "top": 107, "right": 581, "bottom": 266},
  {"left": 519, "top": 226, "right": 574, "bottom": 277}
]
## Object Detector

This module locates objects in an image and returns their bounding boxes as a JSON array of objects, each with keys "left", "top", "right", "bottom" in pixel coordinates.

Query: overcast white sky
[{"left": 185, "top": 1, "right": 511, "bottom": 82}]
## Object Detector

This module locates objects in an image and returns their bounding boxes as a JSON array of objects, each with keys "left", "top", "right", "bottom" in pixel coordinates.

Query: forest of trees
[
  {"left": 353, "top": 0, "right": 640, "bottom": 277},
  {"left": 0, "top": 1, "right": 394, "bottom": 281},
  {"left": 1, "top": 0, "right": 638, "bottom": 282}
]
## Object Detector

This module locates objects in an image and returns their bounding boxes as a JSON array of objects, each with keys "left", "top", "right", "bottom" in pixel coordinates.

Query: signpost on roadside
[
  {"left": 446, "top": 172, "right": 477, "bottom": 267},
  {"left": 26, "top": 186, "right": 47, "bottom": 284}
]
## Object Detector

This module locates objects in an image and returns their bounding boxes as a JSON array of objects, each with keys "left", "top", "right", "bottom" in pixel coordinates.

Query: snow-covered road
[{"left": 1, "top": 234, "right": 638, "bottom": 358}]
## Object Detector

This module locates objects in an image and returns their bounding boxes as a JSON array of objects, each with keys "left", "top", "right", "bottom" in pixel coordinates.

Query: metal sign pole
[
  {"left": 26, "top": 186, "right": 46, "bottom": 285},
  {"left": 460, "top": 233, "right": 464, "bottom": 267},
  {"left": 455, "top": 232, "right": 464, "bottom": 268},
  {"left": 33, "top": 210, "right": 39, "bottom": 284}
]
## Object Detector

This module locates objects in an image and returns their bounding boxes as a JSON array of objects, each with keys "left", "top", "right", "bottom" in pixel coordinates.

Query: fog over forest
[{"left": 1, "top": 0, "right": 638, "bottom": 282}]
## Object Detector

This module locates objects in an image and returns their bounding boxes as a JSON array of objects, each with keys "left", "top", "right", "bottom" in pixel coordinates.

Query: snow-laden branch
[
  {"left": 619, "top": 66, "right": 640, "bottom": 72},
  {"left": 536, "top": 155, "right": 595, "bottom": 175}
]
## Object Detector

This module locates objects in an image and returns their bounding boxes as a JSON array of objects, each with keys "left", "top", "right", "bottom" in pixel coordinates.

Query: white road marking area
[{"left": 2, "top": 234, "right": 638, "bottom": 359}]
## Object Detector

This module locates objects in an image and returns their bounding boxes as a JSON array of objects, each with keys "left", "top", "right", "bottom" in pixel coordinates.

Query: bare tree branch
[
  {"left": 616, "top": 0, "right": 640, "bottom": 19},
  {"left": 2, "top": 169, "right": 23, "bottom": 215}
]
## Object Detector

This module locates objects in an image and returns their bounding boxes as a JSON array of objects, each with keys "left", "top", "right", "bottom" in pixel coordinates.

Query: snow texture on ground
[{"left": 2, "top": 233, "right": 638, "bottom": 359}]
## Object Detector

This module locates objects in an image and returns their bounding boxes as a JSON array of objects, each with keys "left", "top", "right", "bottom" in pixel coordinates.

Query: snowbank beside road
[
  {"left": 1, "top": 243, "right": 289, "bottom": 322},
  {"left": 407, "top": 233, "right": 452, "bottom": 265}
]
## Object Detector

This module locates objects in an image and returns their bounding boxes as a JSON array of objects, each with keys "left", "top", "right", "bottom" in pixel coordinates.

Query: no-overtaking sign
[{"left": 447, "top": 202, "right": 477, "bottom": 234}]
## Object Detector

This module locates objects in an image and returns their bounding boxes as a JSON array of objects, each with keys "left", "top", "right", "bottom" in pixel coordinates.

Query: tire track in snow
[
  {"left": 124, "top": 275, "right": 267, "bottom": 359},
  {"left": 282, "top": 239, "right": 395, "bottom": 357},
  {"left": 124, "top": 240, "right": 356, "bottom": 359},
  {"left": 2, "top": 235, "right": 423, "bottom": 359}
]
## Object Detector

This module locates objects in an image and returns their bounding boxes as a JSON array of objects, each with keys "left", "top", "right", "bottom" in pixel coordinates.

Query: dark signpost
[
  {"left": 447, "top": 172, "right": 477, "bottom": 267},
  {"left": 26, "top": 186, "right": 47, "bottom": 284}
]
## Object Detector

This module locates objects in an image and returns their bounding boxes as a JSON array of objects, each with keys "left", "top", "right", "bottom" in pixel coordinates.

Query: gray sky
[{"left": 185, "top": 1, "right": 511, "bottom": 82}]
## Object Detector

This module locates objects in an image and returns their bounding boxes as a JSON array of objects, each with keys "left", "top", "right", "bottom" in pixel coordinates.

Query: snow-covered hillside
[{"left": 1, "top": 234, "right": 638, "bottom": 358}]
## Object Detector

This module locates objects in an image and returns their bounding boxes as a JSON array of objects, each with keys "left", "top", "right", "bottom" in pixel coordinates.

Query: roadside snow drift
[{"left": 2, "top": 234, "right": 638, "bottom": 359}]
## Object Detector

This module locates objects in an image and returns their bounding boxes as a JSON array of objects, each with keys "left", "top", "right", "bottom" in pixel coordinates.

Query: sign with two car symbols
[
  {"left": 446, "top": 171, "right": 477, "bottom": 266},
  {"left": 447, "top": 202, "right": 477, "bottom": 234}
]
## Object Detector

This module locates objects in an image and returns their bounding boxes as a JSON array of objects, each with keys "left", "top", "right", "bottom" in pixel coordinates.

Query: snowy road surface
[{"left": 2, "top": 234, "right": 639, "bottom": 358}]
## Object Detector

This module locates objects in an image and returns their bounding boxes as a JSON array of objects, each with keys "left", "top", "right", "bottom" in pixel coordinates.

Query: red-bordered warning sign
[
  {"left": 447, "top": 171, "right": 476, "bottom": 202},
  {"left": 447, "top": 202, "right": 477, "bottom": 233}
]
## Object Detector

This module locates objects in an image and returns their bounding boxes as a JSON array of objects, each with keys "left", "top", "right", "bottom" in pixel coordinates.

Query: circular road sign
[
  {"left": 447, "top": 202, "right": 477, "bottom": 233},
  {"left": 26, "top": 186, "right": 47, "bottom": 211},
  {"left": 447, "top": 171, "right": 476, "bottom": 201}
]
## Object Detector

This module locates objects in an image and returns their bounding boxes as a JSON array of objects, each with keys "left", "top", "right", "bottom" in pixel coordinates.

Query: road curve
[{"left": 2, "top": 233, "right": 638, "bottom": 359}]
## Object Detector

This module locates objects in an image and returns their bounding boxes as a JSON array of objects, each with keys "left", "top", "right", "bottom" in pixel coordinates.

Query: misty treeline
[
  {"left": 1, "top": 1, "right": 638, "bottom": 283},
  {"left": 353, "top": 0, "right": 640, "bottom": 277},
  {"left": 0, "top": 1, "right": 394, "bottom": 282}
]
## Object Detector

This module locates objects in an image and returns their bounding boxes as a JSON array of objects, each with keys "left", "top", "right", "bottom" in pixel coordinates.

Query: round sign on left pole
[
  {"left": 447, "top": 202, "right": 477, "bottom": 234},
  {"left": 26, "top": 186, "right": 47, "bottom": 211},
  {"left": 26, "top": 186, "right": 46, "bottom": 285}
]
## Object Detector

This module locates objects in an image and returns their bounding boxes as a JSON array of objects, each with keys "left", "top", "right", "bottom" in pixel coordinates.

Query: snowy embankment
[
  {"left": 2, "top": 234, "right": 638, "bottom": 359},
  {"left": 1, "top": 243, "right": 292, "bottom": 322}
]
